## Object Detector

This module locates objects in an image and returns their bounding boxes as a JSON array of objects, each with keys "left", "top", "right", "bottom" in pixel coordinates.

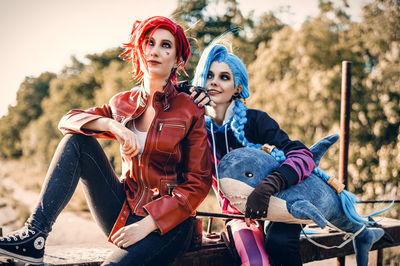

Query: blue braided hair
[
  {"left": 193, "top": 42, "right": 261, "bottom": 149},
  {"left": 231, "top": 100, "right": 262, "bottom": 149}
]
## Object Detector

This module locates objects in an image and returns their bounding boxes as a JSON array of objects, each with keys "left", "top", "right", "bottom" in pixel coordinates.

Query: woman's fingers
[
  {"left": 208, "top": 99, "right": 216, "bottom": 107},
  {"left": 190, "top": 90, "right": 197, "bottom": 99},
  {"left": 245, "top": 217, "right": 252, "bottom": 227},
  {"left": 111, "top": 228, "right": 124, "bottom": 246},
  {"left": 193, "top": 92, "right": 206, "bottom": 103},
  {"left": 111, "top": 228, "right": 132, "bottom": 248},
  {"left": 198, "top": 97, "right": 211, "bottom": 108},
  {"left": 120, "top": 132, "right": 141, "bottom": 157}
]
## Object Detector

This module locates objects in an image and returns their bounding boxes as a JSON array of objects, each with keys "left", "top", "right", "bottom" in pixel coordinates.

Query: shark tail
[
  {"left": 338, "top": 187, "right": 394, "bottom": 225},
  {"left": 353, "top": 227, "right": 384, "bottom": 266}
]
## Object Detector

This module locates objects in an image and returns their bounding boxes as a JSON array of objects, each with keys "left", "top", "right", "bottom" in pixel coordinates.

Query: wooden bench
[
  {"left": 0, "top": 218, "right": 399, "bottom": 265},
  {"left": 175, "top": 218, "right": 400, "bottom": 265}
]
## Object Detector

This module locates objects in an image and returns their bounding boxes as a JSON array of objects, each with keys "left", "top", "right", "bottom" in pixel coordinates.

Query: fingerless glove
[{"left": 245, "top": 171, "right": 288, "bottom": 219}]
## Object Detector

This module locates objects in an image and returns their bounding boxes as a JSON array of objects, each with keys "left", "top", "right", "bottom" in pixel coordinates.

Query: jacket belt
[{"left": 108, "top": 200, "right": 130, "bottom": 243}]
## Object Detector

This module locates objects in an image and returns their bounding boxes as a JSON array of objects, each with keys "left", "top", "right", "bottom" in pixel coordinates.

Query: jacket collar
[{"left": 137, "top": 80, "right": 177, "bottom": 112}]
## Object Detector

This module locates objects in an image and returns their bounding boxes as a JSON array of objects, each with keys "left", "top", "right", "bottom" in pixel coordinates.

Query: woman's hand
[
  {"left": 176, "top": 81, "right": 215, "bottom": 108},
  {"left": 111, "top": 215, "right": 158, "bottom": 248},
  {"left": 108, "top": 120, "right": 141, "bottom": 159},
  {"left": 190, "top": 86, "right": 216, "bottom": 108}
]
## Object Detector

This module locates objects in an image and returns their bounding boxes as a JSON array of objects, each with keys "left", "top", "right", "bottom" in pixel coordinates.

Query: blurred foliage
[
  {"left": 248, "top": 0, "right": 400, "bottom": 216},
  {"left": 171, "top": 0, "right": 284, "bottom": 78},
  {"left": 0, "top": 0, "right": 399, "bottom": 217},
  {"left": 0, "top": 72, "right": 56, "bottom": 158}
]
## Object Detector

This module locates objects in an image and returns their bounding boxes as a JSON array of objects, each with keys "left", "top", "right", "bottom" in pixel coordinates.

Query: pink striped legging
[{"left": 227, "top": 219, "right": 270, "bottom": 266}]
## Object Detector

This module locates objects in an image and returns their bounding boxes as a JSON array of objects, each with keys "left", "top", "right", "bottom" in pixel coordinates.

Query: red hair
[{"left": 120, "top": 16, "right": 191, "bottom": 85}]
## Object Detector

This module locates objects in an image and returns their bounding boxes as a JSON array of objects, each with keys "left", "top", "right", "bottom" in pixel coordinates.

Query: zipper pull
[{"left": 158, "top": 123, "right": 163, "bottom": 131}]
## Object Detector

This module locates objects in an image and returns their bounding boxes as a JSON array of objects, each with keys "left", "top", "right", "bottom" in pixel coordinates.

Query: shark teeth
[
  {"left": 219, "top": 178, "right": 256, "bottom": 213},
  {"left": 222, "top": 193, "right": 248, "bottom": 199}
]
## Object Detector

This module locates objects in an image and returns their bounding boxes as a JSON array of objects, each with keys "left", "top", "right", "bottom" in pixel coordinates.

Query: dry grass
[
  {"left": 0, "top": 158, "right": 90, "bottom": 214},
  {"left": 0, "top": 158, "right": 43, "bottom": 192},
  {"left": 0, "top": 177, "right": 30, "bottom": 224}
]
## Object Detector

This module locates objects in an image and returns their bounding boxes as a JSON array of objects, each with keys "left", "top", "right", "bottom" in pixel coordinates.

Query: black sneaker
[{"left": 0, "top": 226, "right": 47, "bottom": 265}]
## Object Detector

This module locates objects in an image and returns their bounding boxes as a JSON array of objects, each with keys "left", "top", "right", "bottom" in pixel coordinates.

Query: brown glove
[{"left": 245, "top": 171, "right": 288, "bottom": 220}]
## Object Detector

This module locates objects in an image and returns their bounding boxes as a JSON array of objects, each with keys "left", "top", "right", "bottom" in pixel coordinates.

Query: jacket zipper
[
  {"left": 133, "top": 154, "right": 145, "bottom": 213},
  {"left": 158, "top": 123, "right": 185, "bottom": 131},
  {"left": 132, "top": 104, "right": 159, "bottom": 213}
]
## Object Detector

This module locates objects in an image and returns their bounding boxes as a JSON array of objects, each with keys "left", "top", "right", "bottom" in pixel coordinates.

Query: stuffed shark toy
[{"left": 217, "top": 134, "right": 384, "bottom": 266}]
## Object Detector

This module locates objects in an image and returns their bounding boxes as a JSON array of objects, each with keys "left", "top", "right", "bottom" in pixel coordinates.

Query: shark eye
[{"left": 245, "top": 172, "right": 254, "bottom": 178}]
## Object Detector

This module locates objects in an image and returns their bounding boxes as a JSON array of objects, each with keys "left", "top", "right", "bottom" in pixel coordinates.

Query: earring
[
  {"left": 174, "top": 61, "right": 183, "bottom": 69},
  {"left": 232, "top": 92, "right": 240, "bottom": 100}
]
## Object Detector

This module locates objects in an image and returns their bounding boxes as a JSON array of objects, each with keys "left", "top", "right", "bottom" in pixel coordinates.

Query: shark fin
[
  {"left": 288, "top": 200, "right": 328, "bottom": 229},
  {"left": 309, "top": 134, "right": 339, "bottom": 166}
]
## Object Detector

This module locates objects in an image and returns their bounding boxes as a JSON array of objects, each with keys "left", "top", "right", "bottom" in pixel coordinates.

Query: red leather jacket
[{"left": 58, "top": 82, "right": 212, "bottom": 236}]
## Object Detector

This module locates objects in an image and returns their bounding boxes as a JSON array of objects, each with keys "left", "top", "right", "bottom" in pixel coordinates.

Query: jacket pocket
[{"left": 156, "top": 121, "right": 186, "bottom": 153}]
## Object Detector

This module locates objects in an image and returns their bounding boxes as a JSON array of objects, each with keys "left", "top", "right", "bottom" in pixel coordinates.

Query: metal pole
[
  {"left": 339, "top": 61, "right": 352, "bottom": 188},
  {"left": 197, "top": 211, "right": 244, "bottom": 220},
  {"left": 206, "top": 217, "right": 214, "bottom": 236},
  {"left": 377, "top": 249, "right": 383, "bottom": 266},
  {"left": 338, "top": 61, "right": 352, "bottom": 266}
]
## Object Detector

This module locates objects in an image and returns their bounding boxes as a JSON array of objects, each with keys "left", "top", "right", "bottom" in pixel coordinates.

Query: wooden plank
[{"left": 300, "top": 218, "right": 400, "bottom": 263}]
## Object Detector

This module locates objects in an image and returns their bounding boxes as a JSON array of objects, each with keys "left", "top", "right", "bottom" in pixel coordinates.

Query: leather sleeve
[
  {"left": 144, "top": 107, "right": 212, "bottom": 234},
  {"left": 58, "top": 104, "right": 116, "bottom": 140}
]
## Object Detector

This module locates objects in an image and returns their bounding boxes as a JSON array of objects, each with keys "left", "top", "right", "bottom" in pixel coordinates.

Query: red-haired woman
[{"left": 0, "top": 16, "right": 211, "bottom": 265}]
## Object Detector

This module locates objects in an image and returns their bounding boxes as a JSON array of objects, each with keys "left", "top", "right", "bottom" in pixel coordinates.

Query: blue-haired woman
[{"left": 190, "top": 43, "right": 316, "bottom": 266}]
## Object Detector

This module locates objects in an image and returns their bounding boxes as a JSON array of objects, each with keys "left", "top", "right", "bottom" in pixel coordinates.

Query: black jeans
[
  {"left": 265, "top": 222, "right": 302, "bottom": 266},
  {"left": 27, "top": 133, "right": 193, "bottom": 265}
]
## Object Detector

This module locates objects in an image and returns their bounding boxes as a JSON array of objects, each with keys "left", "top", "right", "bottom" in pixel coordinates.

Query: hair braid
[{"left": 230, "top": 100, "right": 262, "bottom": 149}]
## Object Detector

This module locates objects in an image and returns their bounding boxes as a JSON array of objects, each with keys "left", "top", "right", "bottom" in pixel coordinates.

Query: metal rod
[
  {"left": 206, "top": 217, "right": 214, "bottom": 234},
  {"left": 197, "top": 200, "right": 399, "bottom": 220},
  {"left": 377, "top": 249, "right": 383, "bottom": 266},
  {"left": 197, "top": 211, "right": 244, "bottom": 220},
  {"left": 197, "top": 200, "right": 399, "bottom": 218},
  {"left": 339, "top": 61, "right": 352, "bottom": 266},
  {"left": 339, "top": 61, "right": 352, "bottom": 188},
  {"left": 337, "top": 256, "right": 345, "bottom": 266},
  {"left": 357, "top": 200, "right": 400, "bottom": 204}
]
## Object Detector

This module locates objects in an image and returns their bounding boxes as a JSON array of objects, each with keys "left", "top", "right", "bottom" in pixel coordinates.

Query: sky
[{"left": 0, "top": 0, "right": 370, "bottom": 118}]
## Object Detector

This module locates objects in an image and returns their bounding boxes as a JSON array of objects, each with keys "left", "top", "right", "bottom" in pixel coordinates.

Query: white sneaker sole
[{"left": 0, "top": 248, "right": 43, "bottom": 265}]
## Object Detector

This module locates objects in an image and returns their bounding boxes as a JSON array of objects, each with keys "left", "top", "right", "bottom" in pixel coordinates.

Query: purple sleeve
[{"left": 276, "top": 149, "right": 316, "bottom": 186}]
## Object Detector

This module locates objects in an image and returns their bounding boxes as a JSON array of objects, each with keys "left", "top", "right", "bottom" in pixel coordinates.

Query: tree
[
  {"left": 0, "top": 72, "right": 56, "bottom": 158},
  {"left": 172, "top": 0, "right": 258, "bottom": 77},
  {"left": 347, "top": 0, "right": 400, "bottom": 200},
  {"left": 248, "top": 0, "right": 400, "bottom": 212}
]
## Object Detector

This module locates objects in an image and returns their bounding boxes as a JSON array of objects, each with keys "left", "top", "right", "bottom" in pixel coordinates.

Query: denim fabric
[
  {"left": 26, "top": 133, "right": 194, "bottom": 265},
  {"left": 102, "top": 216, "right": 194, "bottom": 266},
  {"left": 27, "top": 133, "right": 125, "bottom": 235},
  {"left": 264, "top": 222, "right": 302, "bottom": 266}
]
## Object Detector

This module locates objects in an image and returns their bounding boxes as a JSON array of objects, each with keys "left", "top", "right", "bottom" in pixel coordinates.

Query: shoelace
[{"left": 0, "top": 227, "right": 36, "bottom": 242}]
